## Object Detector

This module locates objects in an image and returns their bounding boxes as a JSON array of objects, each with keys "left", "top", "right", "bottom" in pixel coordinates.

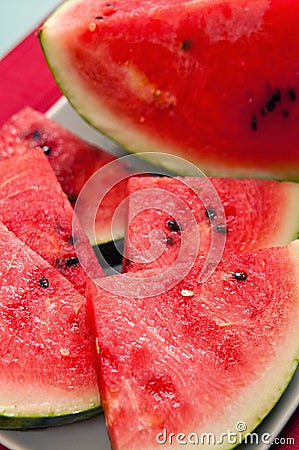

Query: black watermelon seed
[
  {"left": 288, "top": 88, "right": 297, "bottom": 102},
  {"left": 273, "top": 89, "right": 281, "bottom": 102},
  {"left": 123, "top": 258, "right": 131, "bottom": 268},
  {"left": 251, "top": 115, "right": 257, "bottom": 131},
  {"left": 205, "top": 207, "right": 217, "bottom": 220},
  {"left": 182, "top": 39, "right": 193, "bottom": 51},
  {"left": 95, "top": 16, "right": 104, "bottom": 20},
  {"left": 215, "top": 224, "right": 228, "bottom": 234},
  {"left": 38, "top": 276, "right": 49, "bottom": 288},
  {"left": 261, "top": 89, "right": 281, "bottom": 116},
  {"left": 65, "top": 256, "right": 80, "bottom": 267},
  {"left": 283, "top": 109, "right": 289, "bottom": 118},
  {"left": 31, "top": 129, "right": 42, "bottom": 140},
  {"left": 233, "top": 271, "right": 248, "bottom": 281},
  {"left": 167, "top": 219, "right": 182, "bottom": 232},
  {"left": 67, "top": 194, "right": 78, "bottom": 203},
  {"left": 42, "top": 145, "right": 51, "bottom": 155},
  {"left": 265, "top": 98, "right": 276, "bottom": 112}
]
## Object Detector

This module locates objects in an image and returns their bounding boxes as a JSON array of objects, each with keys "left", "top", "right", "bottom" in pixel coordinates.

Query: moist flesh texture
[
  {"left": 123, "top": 176, "right": 299, "bottom": 272},
  {"left": 0, "top": 221, "right": 100, "bottom": 426},
  {"left": 0, "top": 147, "right": 104, "bottom": 295},
  {"left": 41, "top": 0, "right": 299, "bottom": 180},
  {"left": 0, "top": 107, "right": 130, "bottom": 244},
  {"left": 89, "top": 241, "right": 299, "bottom": 449}
]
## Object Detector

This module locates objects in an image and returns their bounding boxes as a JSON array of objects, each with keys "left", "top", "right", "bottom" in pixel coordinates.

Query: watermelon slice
[
  {"left": 0, "top": 147, "right": 104, "bottom": 295},
  {"left": 0, "top": 107, "right": 131, "bottom": 244},
  {"left": 124, "top": 176, "right": 299, "bottom": 272},
  {"left": 88, "top": 241, "right": 299, "bottom": 449},
  {"left": 40, "top": 0, "right": 299, "bottom": 180},
  {"left": 0, "top": 221, "right": 100, "bottom": 429}
]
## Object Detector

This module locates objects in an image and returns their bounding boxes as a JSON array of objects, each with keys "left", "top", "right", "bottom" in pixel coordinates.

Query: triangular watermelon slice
[
  {"left": 0, "top": 221, "right": 100, "bottom": 429},
  {"left": 88, "top": 241, "right": 299, "bottom": 449},
  {"left": 0, "top": 147, "right": 104, "bottom": 295},
  {"left": 40, "top": 0, "right": 299, "bottom": 180},
  {"left": 0, "top": 107, "right": 131, "bottom": 244},
  {"left": 123, "top": 176, "right": 299, "bottom": 272}
]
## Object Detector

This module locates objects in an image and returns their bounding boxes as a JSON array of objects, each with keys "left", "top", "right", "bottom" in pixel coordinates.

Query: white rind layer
[
  {"left": 269, "top": 182, "right": 299, "bottom": 246},
  {"left": 0, "top": 385, "right": 100, "bottom": 418}
]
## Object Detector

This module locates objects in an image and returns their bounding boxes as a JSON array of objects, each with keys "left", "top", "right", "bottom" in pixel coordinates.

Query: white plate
[{"left": 0, "top": 97, "right": 298, "bottom": 450}]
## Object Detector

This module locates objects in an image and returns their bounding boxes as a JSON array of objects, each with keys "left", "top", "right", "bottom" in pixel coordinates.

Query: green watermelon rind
[
  {"left": 235, "top": 361, "right": 299, "bottom": 449},
  {"left": 0, "top": 406, "right": 102, "bottom": 431}
]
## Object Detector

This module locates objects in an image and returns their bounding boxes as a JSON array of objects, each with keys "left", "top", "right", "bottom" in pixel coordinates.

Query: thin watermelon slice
[
  {"left": 123, "top": 176, "right": 299, "bottom": 272},
  {"left": 88, "top": 241, "right": 299, "bottom": 449},
  {"left": 40, "top": 0, "right": 299, "bottom": 180},
  {"left": 0, "top": 221, "right": 100, "bottom": 429},
  {"left": 0, "top": 107, "right": 131, "bottom": 244},
  {"left": 0, "top": 147, "right": 104, "bottom": 295}
]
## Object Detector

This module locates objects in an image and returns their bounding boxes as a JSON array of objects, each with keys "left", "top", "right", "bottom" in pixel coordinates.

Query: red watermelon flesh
[
  {"left": 0, "top": 147, "right": 104, "bottom": 295},
  {"left": 0, "top": 107, "right": 130, "bottom": 244},
  {"left": 41, "top": 0, "right": 299, "bottom": 180},
  {"left": 0, "top": 221, "right": 100, "bottom": 426},
  {"left": 88, "top": 242, "right": 299, "bottom": 449},
  {"left": 123, "top": 176, "right": 299, "bottom": 272}
]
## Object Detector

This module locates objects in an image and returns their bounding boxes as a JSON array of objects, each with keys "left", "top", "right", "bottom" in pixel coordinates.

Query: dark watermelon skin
[
  {"left": 88, "top": 244, "right": 299, "bottom": 449},
  {"left": 0, "top": 407, "right": 101, "bottom": 431},
  {"left": 0, "top": 221, "right": 100, "bottom": 428},
  {"left": 42, "top": 0, "right": 299, "bottom": 180},
  {"left": 0, "top": 107, "right": 130, "bottom": 244},
  {"left": 0, "top": 147, "right": 104, "bottom": 295}
]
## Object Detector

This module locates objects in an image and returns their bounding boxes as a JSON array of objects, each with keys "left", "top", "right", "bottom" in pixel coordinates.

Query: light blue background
[{"left": 0, "top": 0, "right": 62, "bottom": 58}]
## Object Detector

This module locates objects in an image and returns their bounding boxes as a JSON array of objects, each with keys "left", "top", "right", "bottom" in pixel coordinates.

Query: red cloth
[
  {"left": 0, "top": 19, "right": 298, "bottom": 450},
  {"left": 0, "top": 29, "right": 61, "bottom": 127}
]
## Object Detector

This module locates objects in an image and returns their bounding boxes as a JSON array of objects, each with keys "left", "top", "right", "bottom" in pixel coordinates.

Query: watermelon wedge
[
  {"left": 0, "top": 107, "right": 131, "bottom": 244},
  {"left": 0, "top": 147, "right": 104, "bottom": 295},
  {"left": 88, "top": 241, "right": 299, "bottom": 449},
  {"left": 0, "top": 221, "right": 100, "bottom": 429},
  {"left": 124, "top": 176, "right": 299, "bottom": 272},
  {"left": 40, "top": 0, "right": 299, "bottom": 180}
]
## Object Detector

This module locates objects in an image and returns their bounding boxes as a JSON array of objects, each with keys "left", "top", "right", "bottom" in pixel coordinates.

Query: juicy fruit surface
[
  {"left": 41, "top": 0, "right": 299, "bottom": 179},
  {"left": 124, "top": 176, "right": 299, "bottom": 272},
  {"left": 89, "top": 242, "right": 299, "bottom": 449},
  {"left": 0, "top": 107, "right": 113, "bottom": 201},
  {"left": 0, "top": 147, "right": 104, "bottom": 295},
  {"left": 0, "top": 107, "right": 130, "bottom": 244},
  {"left": 0, "top": 221, "right": 100, "bottom": 423}
]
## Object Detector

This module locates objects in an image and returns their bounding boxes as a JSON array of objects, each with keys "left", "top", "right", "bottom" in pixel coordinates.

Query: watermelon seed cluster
[
  {"left": 251, "top": 86, "right": 297, "bottom": 131},
  {"left": 205, "top": 207, "right": 228, "bottom": 234}
]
